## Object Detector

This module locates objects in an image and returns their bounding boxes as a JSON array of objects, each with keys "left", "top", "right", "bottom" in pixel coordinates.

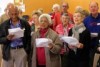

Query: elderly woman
[
  {"left": 56, "top": 13, "right": 73, "bottom": 67},
  {"left": 29, "top": 10, "right": 42, "bottom": 32},
  {"left": 67, "top": 11, "right": 91, "bottom": 67},
  {"left": 50, "top": 4, "right": 62, "bottom": 30},
  {"left": 56, "top": 13, "right": 73, "bottom": 36},
  {"left": 31, "top": 14, "right": 62, "bottom": 67}
]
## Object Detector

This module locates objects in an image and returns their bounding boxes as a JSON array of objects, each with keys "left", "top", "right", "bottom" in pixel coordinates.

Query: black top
[{"left": 68, "top": 29, "right": 91, "bottom": 61}]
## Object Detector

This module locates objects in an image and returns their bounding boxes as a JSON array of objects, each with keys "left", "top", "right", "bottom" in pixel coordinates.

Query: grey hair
[{"left": 39, "top": 14, "right": 52, "bottom": 24}]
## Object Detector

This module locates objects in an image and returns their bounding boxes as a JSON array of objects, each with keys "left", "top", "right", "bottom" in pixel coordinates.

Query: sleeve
[
  {"left": 0, "top": 23, "right": 10, "bottom": 44},
  {"left": 80, "top": 30, "right": 91, "bottom": 50},
  {"left": 49, "top": 34, "right": 62, "bottom": 54}
]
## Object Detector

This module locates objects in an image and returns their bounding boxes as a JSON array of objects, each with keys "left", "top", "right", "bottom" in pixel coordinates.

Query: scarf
[
  {"left": 72, "top": 23, "right": 86, "bottom": 40},
  {"left": 39, "top": 28, "right": 48, "bottom": 38}
]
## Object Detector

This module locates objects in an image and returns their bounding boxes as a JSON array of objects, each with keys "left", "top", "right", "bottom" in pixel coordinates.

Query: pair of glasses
[{"left": 62, "top": 5, "right": 67, "bottom": 7}]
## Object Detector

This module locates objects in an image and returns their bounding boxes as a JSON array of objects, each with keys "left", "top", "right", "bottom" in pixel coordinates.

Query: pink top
[
  {"left": 56, "top": 23, "right": 74, "bottom": 54},
  {"left": 56, "top": 23, "right": 73, "bottom": 36}
]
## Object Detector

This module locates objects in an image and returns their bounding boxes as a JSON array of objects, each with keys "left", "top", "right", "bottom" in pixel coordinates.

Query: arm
[
  {"left": 48, "top": 34, "right": 62, "bottom": 54},
  {"left": 0, "top": 23, "right": 11, "bottom": 44}
]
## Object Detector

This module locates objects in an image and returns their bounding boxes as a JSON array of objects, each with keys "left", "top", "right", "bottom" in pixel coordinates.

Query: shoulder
[
  {"left": 49, "top": 28, "right": 58, "bottom": 35},
  {"left": 0, "top": 19, "right": 10, "bottom": 26},
  {"left": 20, "top": 19, "right": 30, "bottom": 27},
  {"left": 47, "top": 28, "right": 59, "bottom": 39},
  {"left": 84, "top": 16, "right": 90, "bottom": 22},
  {"left": 83, "top": 16, "right": 91, "bottom": 25},
  {"left": 82, "top": 29, "right": 90, "bottom": 35},
  {"left": 20, "top": 19, "right": 28, "bottom": 24},
  {"left": 56, "top": 24, "right": 62, "bottom": 29},
  {"left": 68, "top": 23, "right": 74, "bottom": 28}
]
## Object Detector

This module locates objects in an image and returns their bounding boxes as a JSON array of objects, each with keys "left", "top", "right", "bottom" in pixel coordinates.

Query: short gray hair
[{"left": 39, "top": 14, "right": 52, "bottom": 24}]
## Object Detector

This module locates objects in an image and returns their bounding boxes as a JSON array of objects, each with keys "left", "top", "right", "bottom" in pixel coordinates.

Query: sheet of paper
[
  {"left": 91, "top": 33, "right": 98, "bottom": 37},
  {"left": 8, "top": 28, "right": 24, "bottom": 39},
  {"left": 60, "top": 36, "right": 79, "bottom": 45},
  {"left": 35, "top": 38, "right": 52, "bottom": 47}
]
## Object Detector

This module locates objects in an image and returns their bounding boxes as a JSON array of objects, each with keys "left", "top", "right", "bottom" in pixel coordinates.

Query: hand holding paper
[
  {"left": 8, "top": 28, "right": 24, "bottom": 39},
  {"left": 35, "top": 38, "right": 53, "bottom": 47},
  {"left": 7, "top": 34, "right": 14, "bottom": 40},
  {"left": 60, "top": 36, "right": 79, "bottom": 46}
]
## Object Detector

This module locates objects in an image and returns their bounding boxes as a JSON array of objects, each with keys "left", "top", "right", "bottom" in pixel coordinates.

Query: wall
[
  {"left": 64, "top": 0, "right": 100, "bottom": 13},
  {"left": 23, "top": 0, "right": 100, "bottom": 16},
  {"left": 0, "top": 0, "right": 14, "bottom": 16},
  {"left": 23, "top": 0, "right": 61, "bottom": 16}
]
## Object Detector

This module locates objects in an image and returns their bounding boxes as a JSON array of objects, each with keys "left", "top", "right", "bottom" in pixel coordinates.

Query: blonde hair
[
  {"left": 75, "top": 6, "right": 83, "bottom": 12},
  {"left": 32, "top": 10, "right": 42, "bottom": 17}
]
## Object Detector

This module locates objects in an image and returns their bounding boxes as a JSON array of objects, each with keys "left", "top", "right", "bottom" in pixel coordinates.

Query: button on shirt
[{"left": 10, "top": 21, "right": 23, "bottom": 47}]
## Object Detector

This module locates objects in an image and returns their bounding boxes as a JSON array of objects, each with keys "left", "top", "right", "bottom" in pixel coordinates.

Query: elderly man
[
  {"left": 84, "top": 1, "right": 100, "bottom": 67},
  {"left": 0, "top": 3, "right": 14, "bottom": 67},
  {"left": 0, "top": 3, "right": 14, "bottom": 24},
  {"left": 0, "top": 5, "right": 31, "bottom": 67},
  {"left": 61, "top": 2, "right": 73, "bottom": 22}
]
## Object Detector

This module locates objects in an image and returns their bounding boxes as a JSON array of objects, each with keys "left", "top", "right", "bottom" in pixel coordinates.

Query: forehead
[
  {"left": 89, "top": 2, "right": 98, "bottom": 7},
  {"left": 62, "top": 15, "right": 69, "bottom": 18},
  {"left": 62, "top": 3, "right": 67, "bottom": 6},
  {"left": 74, "top": 12, "right": 81, "bottom": 16},
  {"left": 32, "top": 14, "right": 38, "bottom": 17},
  {"left": 40, "top": 17, "right": 48, "bottom": 20},
  {"left": 9, "top": 7, "right": 18, "bottom": 13}
]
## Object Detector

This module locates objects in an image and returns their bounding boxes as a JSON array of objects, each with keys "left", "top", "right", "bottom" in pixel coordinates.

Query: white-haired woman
[
  {"left": 31, "top": 14, "right": 62, "bottom": 67},
  {"left": 50, "top": 4, "right": 62, "bottom": 30}
]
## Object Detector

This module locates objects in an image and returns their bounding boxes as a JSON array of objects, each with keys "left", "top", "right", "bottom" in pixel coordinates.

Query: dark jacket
[
  {"left": 68, "top": 29, "right": 91, "bottom": 61},
  {"left": 0, "top": 19, "right": 31, "bottom": 61}
]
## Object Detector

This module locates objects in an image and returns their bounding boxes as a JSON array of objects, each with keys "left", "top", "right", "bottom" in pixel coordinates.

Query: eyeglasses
[{"left": 62, "top": 5, "right": 67, "bottom": 7}]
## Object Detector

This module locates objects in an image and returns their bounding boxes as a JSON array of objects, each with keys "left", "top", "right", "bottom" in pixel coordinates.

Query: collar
[{"left": 90, "top": 13, "right": 100, "bottom": 19}]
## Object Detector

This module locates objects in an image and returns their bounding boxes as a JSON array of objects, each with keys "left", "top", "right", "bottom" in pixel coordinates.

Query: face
[
  {"left": 53, "top": 7, "right": 59, "bottom": 13},
  {"left": 89, "top": 2, "right": 99, "bottom": 15},
  {"left": 62, "top": 3, "right": 68, "bottom": 12},
  {"left": 61, "top": 15, "right": 69, "bottom": 26},
  {"left": 39, "top": 17, "right": 50, "bottom": 29},
  {"left": 8, "top": 7, "right": 19, "bottom": 22},
  {"left": 32, "top": 14, "right": 39, "bottom": 24},
  {"left": 73, "top": 13, "right": 83, "bottom": 25}
]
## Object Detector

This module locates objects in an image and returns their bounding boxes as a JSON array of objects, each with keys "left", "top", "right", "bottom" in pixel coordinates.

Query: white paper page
[
  {"left": 91, "top": 33, "right": 98, "bottom": 37},
  {"left": 35, "top": 38, "right": 52, "bottom": 47},
  {"left": 60, "top": 36, "right": 79, "bottom": 46},
  {"left": 8, "top": 28, "right": 24, "bottom": 39}
]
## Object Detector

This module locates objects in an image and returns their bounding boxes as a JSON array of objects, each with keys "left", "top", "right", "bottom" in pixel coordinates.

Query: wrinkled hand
[
  {"left": 7, "top": 34, "right": 14, "bottom": 40},
  {"left": 68, "top": 43, "right": 83, "bottom": 49},
  {"left": 48, "top": 43, "right": 53, "bottom": 49},
  {"left": 68, "top": 45, "right": 76, "bottom": 49},
  {"left": 76, "top": 43, "right": 83, "bottom": 49},
  {"left": 48, "top": 38, "right": 53, "bottom": 43}
]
